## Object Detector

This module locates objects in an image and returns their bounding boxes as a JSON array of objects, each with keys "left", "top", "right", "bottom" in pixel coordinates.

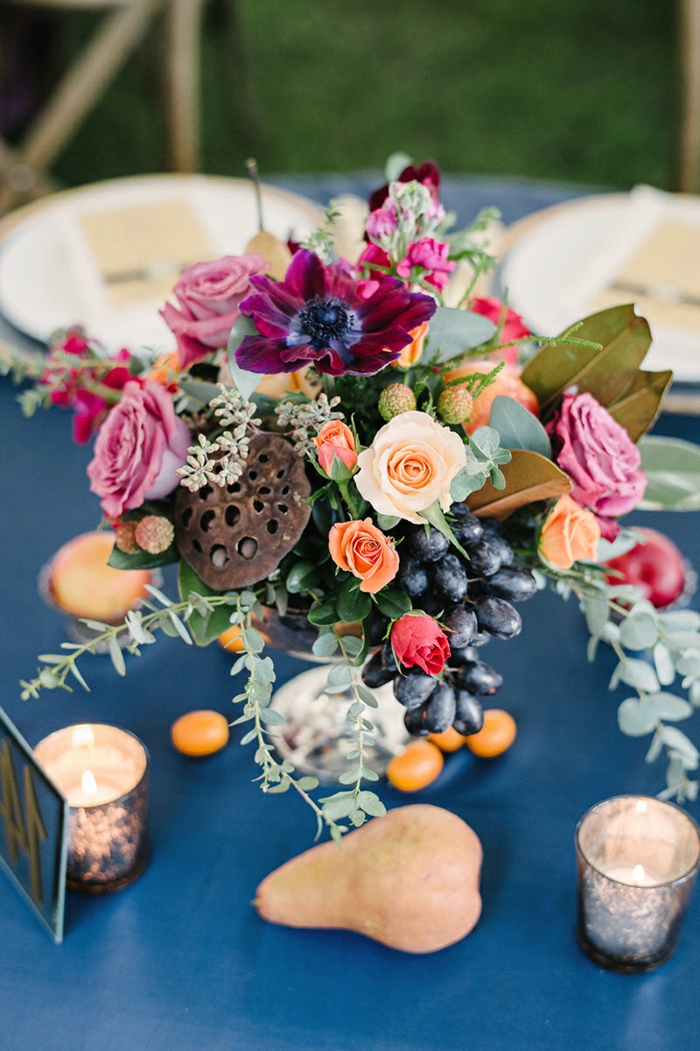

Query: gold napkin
[
  {"left": 595, "top": 220, "right": 700, "bottom": 335},
  {"left": 80, "top": 199, "right": 214, "bottom": 307}
]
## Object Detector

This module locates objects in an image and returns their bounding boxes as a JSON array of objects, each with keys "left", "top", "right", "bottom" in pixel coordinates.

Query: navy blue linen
[{"left": 0, "top": 180, "right": 699, "bottom": 1051}]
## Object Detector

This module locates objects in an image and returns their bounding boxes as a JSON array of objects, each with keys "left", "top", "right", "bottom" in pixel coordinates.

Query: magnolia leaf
[
  {"left": 425, "top": 306, "right": 496, "bottom": 363},
  {"left": 227, "top": 315, "right": 262, "bottom": 400},
  {"left": 488, "top": 396, "right": 552, "bottom": 458},
  {"left": 520, "top": 304, "right": 651, "bottom": 418},
  {"left": 178, "top": 561, "right": 232, "bottom": 646},
  {"left": 637, "top": 436, "right": 700, "bottom": 510},
  {"left": 466, "top": 449, "right": 571, "bottom": 520},
  {"left": 607, "top": 369, "right": 673, "bottom": 442}
]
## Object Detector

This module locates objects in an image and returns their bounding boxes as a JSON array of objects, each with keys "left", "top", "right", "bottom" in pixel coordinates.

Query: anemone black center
[{"left": 297, "top": 296, "right": 352, "bottom": 348}]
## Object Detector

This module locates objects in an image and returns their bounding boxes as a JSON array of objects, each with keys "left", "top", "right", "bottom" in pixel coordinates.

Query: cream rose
[{"left": 355, "top": 410, "right": 466, "bottom": 524}]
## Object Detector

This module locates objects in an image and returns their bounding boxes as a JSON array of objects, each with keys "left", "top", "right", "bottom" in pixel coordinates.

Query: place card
[{"left": 0, "top": 706, "right": 68, "bottom": 944}]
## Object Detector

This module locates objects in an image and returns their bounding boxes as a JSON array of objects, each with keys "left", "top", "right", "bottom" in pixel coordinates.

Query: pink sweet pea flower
[{"left": 396, "top": 238, "right": 456, "bottom": 292}]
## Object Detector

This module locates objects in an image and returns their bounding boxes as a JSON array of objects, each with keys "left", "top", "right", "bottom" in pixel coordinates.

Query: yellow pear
[
  {"left": 254, "top": 804, "right": 482, "bottom": 953},
  {"left": 245, "top": 230, "right": 292, "bottom": 281}
]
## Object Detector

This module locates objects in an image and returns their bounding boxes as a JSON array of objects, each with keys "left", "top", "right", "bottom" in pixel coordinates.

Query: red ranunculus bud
[{"left": 391, "top": 613, "right": 450, "bottom": 676}]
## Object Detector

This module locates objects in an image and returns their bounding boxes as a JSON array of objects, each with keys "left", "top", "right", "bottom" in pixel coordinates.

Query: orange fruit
[
  {"left": 47, "top": 531, "right": 151, "bottom": 622},
  {"left": 386, "top": 740, "right": 444, "bottom": 792},
  {"left": 443, "top": 361, "right": 539, "bottom": 435},
  {"left": 218, "top": 624, "right": 245, "bottom": 651},
  {"left": 465, "top": 709, "right": 517, "bottom": 758},
  {"left": 428, "top": 726, "right": 467, "bottom": 753},
  {"left": 171, "top": 710, "right": 230, "bottom": 756}
]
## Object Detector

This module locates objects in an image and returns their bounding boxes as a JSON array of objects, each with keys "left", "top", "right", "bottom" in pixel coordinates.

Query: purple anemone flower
[{"left": 235, "top": 249, "right": 436, "bottom": 377}]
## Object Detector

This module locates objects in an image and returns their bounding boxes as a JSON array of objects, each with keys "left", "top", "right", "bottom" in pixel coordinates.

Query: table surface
[{"left": 1, "top": 176, "right": 699, "bottom": 1051}]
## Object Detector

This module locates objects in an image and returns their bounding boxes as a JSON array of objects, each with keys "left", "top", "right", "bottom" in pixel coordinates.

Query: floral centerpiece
[{"left": 15, "top": 156, "right": 700, "bottom": 841}]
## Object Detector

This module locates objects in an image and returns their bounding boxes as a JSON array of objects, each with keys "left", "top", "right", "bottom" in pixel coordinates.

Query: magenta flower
[
  {"left": 235, "top": 249, "right": 435, "bottom": 376},
  {"left": 397, "top": 238, "right": 456, "bottom": 292},
  {"left": 369, "top": 161, "right": 441, "bottom": 212}
]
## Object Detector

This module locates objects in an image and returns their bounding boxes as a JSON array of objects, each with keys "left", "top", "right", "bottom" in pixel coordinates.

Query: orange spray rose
[
  {"left": 328, "top": 519, "right": 399, "bottom": 593},
  {"left": 314, "top": 421, "right": 358, "bottom": 475},
  {"left": 539, "top": 495, "right": 601, "bottom": 570}
]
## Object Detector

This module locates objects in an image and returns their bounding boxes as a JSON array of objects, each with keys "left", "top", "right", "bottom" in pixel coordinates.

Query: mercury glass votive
[
  {"left": 34, "top": 724, "right": 149, "bottom": 894},
  {"left": 576, "top": 795, "right": 700, "bottom": 972}
]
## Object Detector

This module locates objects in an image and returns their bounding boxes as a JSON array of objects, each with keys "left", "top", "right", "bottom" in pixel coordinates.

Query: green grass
[{"left": 49, "top": 0, "right": 677, "bottom": 190}]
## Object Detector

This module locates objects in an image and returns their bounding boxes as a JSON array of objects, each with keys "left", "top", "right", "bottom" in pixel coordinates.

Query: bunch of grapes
[{"left": 362, "top": 505, "right": 537, "bottom": 738}]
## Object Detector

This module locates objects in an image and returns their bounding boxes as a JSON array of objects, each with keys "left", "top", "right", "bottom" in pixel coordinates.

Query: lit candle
[
  {"left": 34, "top": 724, "right": 149, "bottom": 894},
  {"left": 576, "top": 795, "right": 700, "bottom": 972}
]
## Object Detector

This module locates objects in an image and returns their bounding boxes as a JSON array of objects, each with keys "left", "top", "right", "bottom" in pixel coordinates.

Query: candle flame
[
  {"left": 72, "top": 724, "right": 95, "bottom": 748},
  {"left": 632, "top": 864, "right": 645, "bottom": 884},
  {"left": 81, "top": 770, "right": 98, "bottom": 796},
  {"left": 635, "top": 799, "right": 648, "bottom": 814}
]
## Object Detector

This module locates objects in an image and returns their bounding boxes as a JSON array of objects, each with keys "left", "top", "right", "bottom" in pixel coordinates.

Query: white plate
[
  {"left": 0, "top": 175, "right": 323, "bottom": 355},
  {"left": 499, "top": 188, "right": 700, "bottom": 384}
]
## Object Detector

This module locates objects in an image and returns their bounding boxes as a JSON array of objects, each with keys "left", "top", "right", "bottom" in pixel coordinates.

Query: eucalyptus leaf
[
  {"left": 108, "top": 637, "right": 126, "bottom": 677},
  {"left": 296, "top": 776, "right": 319, "bottom": 791},
  {"left": 616, "top": 659, "right": 660, "bottom": 694},
  {"left": 488, "top": 396, "right": 552, "bottom": 458},
  {"left": 653, "top": 642, "right": 676, "bottom": 686},
  {"left": 357, "top": 791, "right": 387, "bottom": 816},
  {"left": 425, "top": 306, "right": 495, "bottom": 363},
  {"left": 227, "top": 315, "right": 262, "bottom": 400},
  {"left": 312, "top": 633, "right": 339, "bottom": 658},
  {"left": 659, "top": 726, "right": 700, "bottom": 769},
  {"left": 179, "top": 559, "right": 235, "bottom": 647},
  {"left": 377, "top": 514, "right": 401, "bottom": 530},
  {"left": 619, "top": 613, "right": 658, "bottom": 651},
  {"left": 637, "top": 436, "right": 700, "bottom": 511},
  {"left": 583, "top": 594, "right": 609, "bottom": 637},
  {"left": 659, "top": 610, "right": 700, "bottom": 631},
  {"left": 259, "top": 707, "right": 286, "bottom": 726},
  {"left": 664, "top": 632, "right": 700, "bottom": 653},
  {"left": 385, "top": 152, "right": 412, "bottom": 181},
  {"left": 618, "top": 698, "right": 659, "bottom": 736},
  {"left": 647, "top": 693, "right": 693, "bottom": 721}
]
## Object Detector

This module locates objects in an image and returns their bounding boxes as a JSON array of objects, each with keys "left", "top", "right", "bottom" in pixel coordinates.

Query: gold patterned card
[
  {"left": 80, "top": 199, "right": 214, "bottom": 307},
  {"left": 595, "top": 220, "right": 700, "bottom": 336}
]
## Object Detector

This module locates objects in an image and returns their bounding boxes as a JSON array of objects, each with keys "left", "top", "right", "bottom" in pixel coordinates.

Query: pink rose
[
  {"left": 161, "top": 254, "right": 269, "bottom": 370},
  {"left": 391, "top": 614, "right": 450, "bottom": 676},
  {"left": 548, "top": 392, "right": 646, "bottom": 539},
  {"left": 396, "top": 237, "right": 456, "bottom": 292},
  {"left": 87, "top": 380, "right": 190, "bottom": 519}
]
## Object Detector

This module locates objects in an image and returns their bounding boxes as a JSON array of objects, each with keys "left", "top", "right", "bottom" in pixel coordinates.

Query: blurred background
[{"left": 0, "top": 0, "right": 679, "bottom": 191}]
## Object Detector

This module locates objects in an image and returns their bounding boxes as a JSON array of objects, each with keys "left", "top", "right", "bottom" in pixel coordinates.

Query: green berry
[
  {"left": 378, "top": 383, "right": 417, "bottom": 421},
  {"left": 438, "top": 386, "right": 474, "bottom": 425}
]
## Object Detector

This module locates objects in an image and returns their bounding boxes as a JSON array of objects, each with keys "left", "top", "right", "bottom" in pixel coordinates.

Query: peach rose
[
  {"left": 539, "top": 495, "right": 601, "bottom": 570},
  {"left": 355, "top": 410, "right": 467, "bottom": 524},
  {"left": 395, "top": 322, "right": 429, "bottom": 369},
  {"left": 328, "top": 519, "right": 399, "bottom": 593},
  {"left": 253, "top": 367, "right": 322, "bottom": 401},
  {"left": 314, "top": 420, "right": 358, "bottom": 475}
]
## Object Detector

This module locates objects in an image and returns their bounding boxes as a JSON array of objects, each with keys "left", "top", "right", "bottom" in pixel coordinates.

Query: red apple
[{"left": 604, "top": 527, "right": 686, "bottom": 608}]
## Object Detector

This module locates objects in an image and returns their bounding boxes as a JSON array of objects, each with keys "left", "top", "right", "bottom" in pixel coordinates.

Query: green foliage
[
  {"left": 423, "top": 307, "right": 495, "bottom": 363},
  {"left": 488, "top": 396, "right": 552, "bottom": 459},
  {"left": 178, "top": 562, "right": 235, "bottom": 646},
  {"left": 637, "top": 437, "right": 700, "bottom": 511}
]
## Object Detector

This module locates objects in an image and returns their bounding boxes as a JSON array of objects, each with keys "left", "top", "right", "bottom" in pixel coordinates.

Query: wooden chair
[
  {"left": 0, "top": 0, "right": 205, "bottom": 214},
  {"left": 680, "top": 0, "right": 700, "bottom": 191}
]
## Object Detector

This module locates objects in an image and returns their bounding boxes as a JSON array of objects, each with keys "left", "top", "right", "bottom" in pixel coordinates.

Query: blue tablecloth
[{"left": 1, "top": 178, "right": 699, "bottom": 1051}]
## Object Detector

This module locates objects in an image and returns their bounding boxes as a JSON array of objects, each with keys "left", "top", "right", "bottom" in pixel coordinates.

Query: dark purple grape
[
  {"left": 484, "top": 566, "right": 537, "bottom": 602},
  {"left": 479, "top": 517, "right": 502, "bottom": 535},
  {"left": 450, "top": 505, "right": 484, "bottom": 544},
  {"left": 414, "top": 592, "right": 444, "bottom": 617},
  {"left": 444, "top": 605, "right": 477, "bottom": 649},
  {"left": 470, "top": 632, "right": 491, "bottom": 648},
  {"left": 424, "top": 683, "right": 456, "bottom": 733},
  {"left": 487, "top": 534, "right": 514, "bottom": 567},
  {"left": 457, "top": 660, "right": 503, "bottom": 696},
  {"left": 404, "top": 704, "right": 430, "bottom": 735},
  {"left": 432, "top": 554, "right": 468, "bottom": 603},
  {"left": 369, "top": 613, "right": 389, "bottom": 646},
  {"left": 408, "top": 525, "right": 449, "bottom": 563},
  {"left": 453, "top": 690, "right": 484, "bottom": 736},
  {"left": 362, "top": 651, "right": 395, "bottom": 689},
  {"left": 446, "top": 645, "right": 471, "bottom": 665},
  {"left": 394, "top": 669, "right": 437, "bottom": 708},
  {"left": 381, "top": 640, "right": 398, "bottom": 671},
  {"left": 397, "top": 555, "right": 429, "bottom": 598},
  {"left": 465, "top": 538, "right": 503, "bottom": 576},
  {"left": 475, "top": 595, "right": 522, "bottom": 639}
]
